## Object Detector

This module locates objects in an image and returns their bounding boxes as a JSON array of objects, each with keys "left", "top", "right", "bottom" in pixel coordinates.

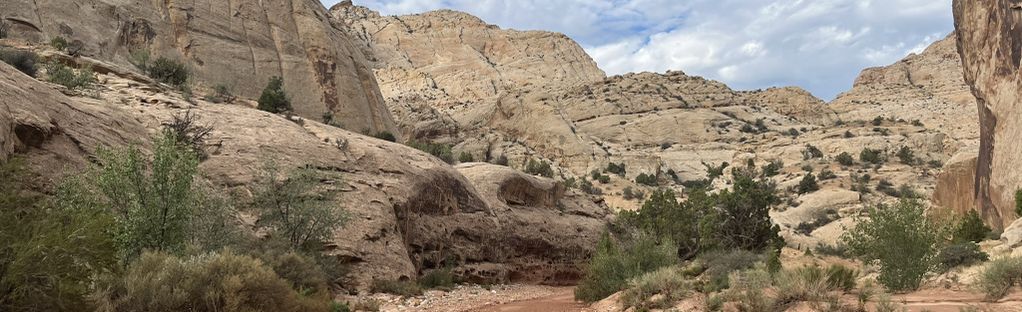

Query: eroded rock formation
[
  {"left": 952, "top": 0, "right": 1022, "bottom": 228},
  {"left": 0, "top": 0, "right": 398, "bottom": 135}
]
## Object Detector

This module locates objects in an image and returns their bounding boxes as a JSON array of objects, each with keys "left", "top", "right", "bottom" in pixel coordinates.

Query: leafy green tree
[
  {"left": 843, "top": 200, "right": 938, "bottom": 291},
  {"left": 95, "top": 131, "right": 199, "bottom": 259},
  {"left": 707, "top": 170, "right": 783, "bottom": 251},
  {"left": 258, "top": 76, "right": 293, "bottom": 113},
  {"left": 896, "top": 146, "right": 916, "bottom": 164},
  {"left": 953, "top": 210, "right": 992, "bottom": 243},
  {"left": 254, "top": 164, "right": 347, "bottom": 251},
  {"left": 619, "top": 189, "right": 704, "bottom": 259}
]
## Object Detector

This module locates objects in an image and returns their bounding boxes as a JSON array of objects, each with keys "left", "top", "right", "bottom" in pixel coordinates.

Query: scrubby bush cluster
[
  {"left": 525, "top": 159, "right": 554, "bottom": 177},
  {"left": 0, "top": 114, "right": 353, "bottom": 311},
  {"left": 408, "top": 141, "right": 454, "bottom": 164},
  {"left": 0, "top": 48, "right": 37, "bottom": 77},
  {"left": 258, "top": 76, "right": 293, "bottom": 114},
  {"left": 606, "top": 162, "right": 626, "bottom": 176},
  {"left": 635, "top": 172, "right": 658, "bottom": 186},
  {"left": 46, "top": 61, "right": 95, "bottom": 90}
]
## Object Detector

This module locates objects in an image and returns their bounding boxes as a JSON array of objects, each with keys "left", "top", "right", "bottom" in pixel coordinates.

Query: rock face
[
  {"left": 0, "top": 0, "right": 398, "bottom": 135},
  {"left": 952, "top": 0, "right": 1022, "bottom": 229},
  {"left": 0, "top": 57, "right": 610, "bottom": 289}
]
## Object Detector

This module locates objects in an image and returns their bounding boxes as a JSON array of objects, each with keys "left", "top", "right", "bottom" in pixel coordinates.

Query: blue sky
[{"left": 323, "top": 0, "right": 955, "bottom": 100}]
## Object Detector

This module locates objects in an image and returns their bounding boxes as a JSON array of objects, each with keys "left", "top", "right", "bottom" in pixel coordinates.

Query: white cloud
[{"left": 326, "top": 0, "right": 954, "bottom": 100}]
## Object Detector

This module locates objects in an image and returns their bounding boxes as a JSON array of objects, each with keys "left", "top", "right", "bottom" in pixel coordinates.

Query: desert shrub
[
  {"left": 836, "top": 152, "right": 855, "bottom": 166},
  {"left": 795, "top": 210, "right": 838, "bottom": 236},
  {"left": 787, "top": 128, "right": 801, "bottom": 137},
  {"left": 50, "top": 36, "right": 68, "bottom": 51},
  {"left": 797, "top": 172, "right": 819, "bottom": 195},
  {"left": 774, "top": 264, "right": 857, "bottom": 307},
  {"left": 128, "top": 49, "right": 151, "bottom": 72},
  {"left": 0, "top": 159, "right": 118, "bottom": 312},
  {"left": 606, "top": 162, "right": 627, "bottom": 176},
  {"left": 258, "top": 76, "right": 293, "bottom": 114},
  {"left": 204, "top": 84, "right": 235, "bottom": 103},
  {"left": 699, "top": 249, "right": 761, "bottom": 292},
  {"left": 147, "top": 56, "right": 189, "bottom": 86},
  {"left": 860, "top": 148, "right": 885, "bottom": 164},
  {"left": 620, "top": 266, "right": 690, "bottom": 310},
  {"left": 724, "top": 266, "right": 774, "bottom": 311},
  {"left": 935, "top": 242, "right": 989, "bottom": 273},
  {"left": 703, "top": 169, "right": 783, "bottom": 251},
  {"left": 492, "top": 155, "right": 509, "bottom": 166},
  {"left": 872, "top": 116, "right": 884, "bottom": 126},
  {"left": 762, "top": 159, "right": 783, "bottom": 177},
  {"left": 1016, "top": 189, "right": 1022, "bottom": 217},
  {"left": 803, "top": 144, "right": 824, "bottom": 160},
  {"left": 618, "top": 189, "right": 704, "bottom": 260},
  {"left": 163, "top": 110, "right": 214, "bottom": 159},
  {"left": 896, "top": 146, "right": 916, "bottom": 164},
  {"left": 262, "top": 251, "right": 332, "bottom": 298},
  {"left": 818, "top": 168, "right": 837, "bottom": 180},
  {"left": 458, "top": 151, "right": 474, "bottom": 163},
  {"left": 801, "top": 164, "right": 814, "bottom": 172},
  {"left": 842, "top": 200, "right": 938, "bottom": 291},
  {"left": 976, "top": 256, "right": 1022, "bottom": 300},
  {"left": 574, "top": 233, "right": 677, "bottom": 302},
  {"left": 371, "top": 280, "right": 421, "bottom": 297},
  {"left": 705, "top": 162, "right": 729, "bottom": 180},
  {"left": 373, "top": 131, "right": 396, "bottom": 142},
  {"left": 579, "top": 179, "right": 602, "bottom": 195},
  {"left": 408, "top": 141, "right": 454, "bottom": 163},
  {"left": 954, "top": 210, "right": 993, "bottom": 243},
  {"left": 597, "top": 174, "right": 611, "bottom": 184},
  {"left": 525, "top": 159, "right": 554, "bottom": 177},
  {"left": 254, "top": 164, "right": 347, "bottom": 251},
  {"left": 0, "top": 48, "right": 37, "bottom": 76},
  {"left": 46, "top": 61, "right": 94, "bottom": 90},
  {"left": 562, "top": 177, "right": 578, "bottom": 189},
  {"left": 635, "top": 173, "right": 658, "bottom": 186},
  {"left": 825, "top": 264, "right": 859, "bottom": 291},
  {"left": 815, "top": 243, "right": 851, "bottom": 258},
  {"left": 418, "top": 268, "right": 456, "bottom": 290},
  {"left": 95, "top": 251, "right": 329, "bottom": 312},
  {"left": 844, "top": 130, "right": 856, "bottom": 138}
]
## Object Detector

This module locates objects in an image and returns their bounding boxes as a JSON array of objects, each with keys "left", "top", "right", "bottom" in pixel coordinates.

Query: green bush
[
  {"left": 204, "top": 84, "right": 235, "bottom": 103},
  {"left": 803, "top": 144, "right": 824, "bottom": 160},
  {"left": 818, "top": 168, "right": 837, "bottom": 180},
  {"left": 262, "top": 251, "right": 332, "bottom": 298},
  {"left": 597, "top": 174, "right": 611, "bottom": 184},
  {"left": 408, "top": 141, "right": 454, "bottom": 164},
  {"left": 699, "top": 249, "right": 761, "bottom": 292},
  {"left": 620, "top": 266, "right": 690, "bottom": 310},
  {"left": 458, "top": 151, "right": 474, "bottom": 163},
  {"left": 872, "top": 116, "right": 884, "bottom": 126},
  {"left": 842, "top": 200, "right": 938, "bottom": 291},
  {"left": 574, "top": 233, "right": 677, "bottom": 302},
  {"left": 371, "top": 280, "right": 422, "bottom": 297},
  {"left": 935, "top": 242, "right": 988, "bottom": 273},
  {"left": 975, "top": 256, "right": 1022, "bottom": 300},
  {"left": 954, "top": 210, "right": 993, "bottom": 243},
  {"left": 773, "top": 264, "right": 857, "bottom": 307},
  {"left": 1016, "top": 189, "right": 1022, "bottom": 218},
  {"left": 606, "top": 162, "right": 627, "bottom": 176},
  {"left": 418, "top": 268, "right": 457, "bottom": 290},
  {"left": 635, "top": 173, "right": 658, "bottom": 186},
  {"left": 46, "top": 61, "right": 95, "bottom": 90},
  {"left": 797, "top": 172, "right": 819, "bottom": 195},
  {"left": 836, "top": 152, "right": 855, "bottom": 166},
  {"left": 860, "top": 148, "right": 885, "bottom": 165},
  {"left": 50, "top": 36, "right": 68, "bottom": 51},
  {"left": 0, "top": 48, "right": 37, "bottom": 76},
  {"left": 258, "top": 76, "right": 293, "bottom": 114},
  {"left": 723, "top": 266, "right": 774, "bottom": 311},
  {"left": 579, "top": 179, "right": 601, "bottom": 195},
  {"left": 525, "top": 159, "right": 554, "bottom": 177},
  {"left": 704, "top": 169, "right": 783, "bottom": 251},
  {"left": 619, "top": 189, "right": 703, "bottom": 259},
  {"left": 147, "top": 56, "right": 189, "bottom": 86},
  {"left": 762, "top": 159, "right": 783, "bottom": 177},
  {"left": 95, "top": 251, "right": 329, "bottom": 312},
  {"left": 254, "top": 164, "right": 347, "bottom": 251},
  {"left": 896, "top": 146, "right": 916, "bottom": 164},
  {"left": 373, "top": 131, "right": 396, "bottom": 142},
  {"left": 0, "top": 159, "right": 118, "bottom": 312}
]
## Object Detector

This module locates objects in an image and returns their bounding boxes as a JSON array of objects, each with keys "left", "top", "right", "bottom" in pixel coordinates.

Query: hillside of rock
[
  {"left": 0, "top": 0, "right": 398, "bottom": 135},
  {"left": 0, "top": 49, "right": 610, "bottom": 290}
]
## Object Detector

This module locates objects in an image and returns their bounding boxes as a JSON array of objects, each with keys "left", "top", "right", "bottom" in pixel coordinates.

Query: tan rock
[{"left": 0, "top": 0, "right": 398, "bottom": 135}]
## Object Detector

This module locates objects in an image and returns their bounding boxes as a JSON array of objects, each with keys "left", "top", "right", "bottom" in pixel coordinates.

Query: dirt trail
[{"left": 468, "top": 288, "right": 589, "bottom": 312}]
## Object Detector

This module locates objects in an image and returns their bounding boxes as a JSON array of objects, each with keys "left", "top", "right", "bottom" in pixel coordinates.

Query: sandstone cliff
[
  {"left": 0, "top": 52, "right": 610, "bottom": 289},
  {"left": 952, "top": 0, "right": 1022, "bottom": 229},
  {"left": 0, "top": 0, "right": 398, "bottom": 135}
]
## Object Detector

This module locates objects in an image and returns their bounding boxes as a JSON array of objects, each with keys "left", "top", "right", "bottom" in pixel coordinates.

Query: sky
[{"left": 322, "top": 0, "right": 955, "bottom": 100}]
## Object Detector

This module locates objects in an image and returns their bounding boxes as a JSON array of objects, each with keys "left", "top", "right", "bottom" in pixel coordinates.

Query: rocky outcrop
[
  {"left": 0, "top": 57, "right": 610, "bottom": 289},
  {"left": 0, "top": 0, "right": 398, "bottom": 135},
  {"left": 952, "top": 0, "right": 1022, "bottom": 229}
]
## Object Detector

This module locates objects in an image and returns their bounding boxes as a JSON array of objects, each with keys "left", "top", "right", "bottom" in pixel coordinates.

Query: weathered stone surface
[
  {"left": 0, "top": 58, "right": 610, "bottom": 289},
  {"left": 0, "top": 0, "right": 398, "bottom": 135},
  {"left": 952, "top": 0, "right": 1022, "bottom": 229}
]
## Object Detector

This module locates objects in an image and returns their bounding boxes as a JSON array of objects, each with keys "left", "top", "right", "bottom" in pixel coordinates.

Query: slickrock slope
[
  {"left": 831, "top": 34, "right": 977, "bottom": 144},
  {"left": 0, "top": 0, "right": 398, "bottom": 135},
  {"left": 0, "top": 54, "right": 610, "bottom": 289},
  {"left": 952, "top": 0, "right": 1022, "bottom": 229}
]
